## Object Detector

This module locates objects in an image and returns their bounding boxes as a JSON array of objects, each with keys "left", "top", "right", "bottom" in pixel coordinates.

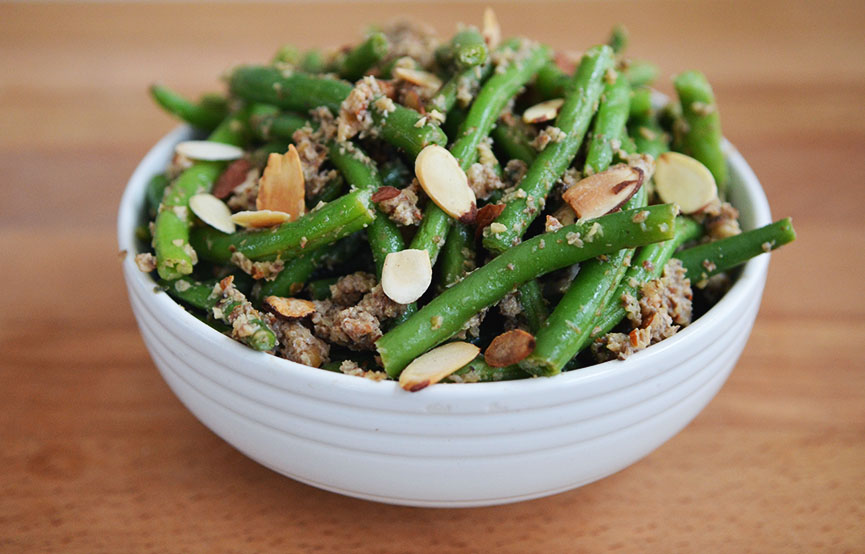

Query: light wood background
[{"left": 1, "top": 1, "right": 864, "bottom": 552}]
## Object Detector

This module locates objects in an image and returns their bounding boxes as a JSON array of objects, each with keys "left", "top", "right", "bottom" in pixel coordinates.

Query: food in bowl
[{"left": 134, "top": 12, "right": 794, "bottom": 391}]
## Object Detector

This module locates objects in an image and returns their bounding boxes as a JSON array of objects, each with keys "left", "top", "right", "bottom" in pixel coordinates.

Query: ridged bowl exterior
[{"left": 119, "top": 126, "right": 771, "bottom": 507}]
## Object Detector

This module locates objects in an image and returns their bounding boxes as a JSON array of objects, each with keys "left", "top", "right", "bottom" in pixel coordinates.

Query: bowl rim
[{"left": 119, "top": 124, "right": 772, "bottom": 401}]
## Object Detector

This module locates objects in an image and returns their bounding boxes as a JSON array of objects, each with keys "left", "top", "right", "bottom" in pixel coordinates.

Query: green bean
[
  {"left": 338, "top": 32, "right": 389, "bottom": 81},
  {"left": 149, "top": 84, "right": 228, "bottom": 131},
  {"left": 249, "top": 140, "right": 290, "bottom": 168},
  {"left": 483, "top": 45, "right": 615, "bottom": 253},
  {"left": 675, "top": 218, "right": 796, "bottom": 286},
  {"left": 145, "top": 173, "right": 170, "bottom": 218},
  {"left": 428, "top": 63, "right": 492, "bottom": 115},
  {"left": 623, "top": 60, "right": 659, "bottom": 88},
  {"left": 300, "top": 49, "right": 326, "bottom": 73},
  {"left": 629, "top": 86, "right": 653, "bottom": 121},
  {"left": 629, "top": 118, "right": 669, "bottom": 159},
  {"left": 439, "top": 222, "right": 475, "bottom": 289},
  {"left": 584, "top": 71, "right": 631, "bottom": 175},
  {"left": 230, "top": 66, "right": 354, "bottom": 113},
  {"left": 607, "top": 24, "right": 629, "bottom": 55},
  {"left": 444, "top": 356, "right": 530, "bottom": 383},
  {"left": 379, "top": 156, "right": 411, "bottom": 189},
  {"left": 673, "top": 70, "right": 727, "bottom": 189},
  {"left": 533, "top": 62, "right": 569, "bottom": 99},
  {"left": 327, "top": 142, "right": 405, "bottom": 277},
  {"left": 521, "top": 187, "right": 646, "bottom": 376},
  {"left": 516, "top": 280, "right": 548, "bottom": 333},
  {"left": 368, "top": 102, "right": 448, "bottom": 158},
  {"left": 272, "top": 44, "right": 301, "bottom": 66},
  {"left": 249, "top": 105, "right": 307, "bottom": 142},
  {"left": 450, "top": 28, "right": 489, "bottom": 69},
  {"left": 189, "top": 189, "right": 375, "bottom": 263},
  {"left": 307, "top": 277, "right": 339, "bottom": 300},
  {"left": 159, "top": 277, "right": 217, "bottom": 311},
  {"left": 585, "top": 216, "right": 704, "bottom": 348},
  {"left": 377, "top": 203, "right": 678, "bottom": 376},
  {"left": 305, "top": 174, "right": 346, "bottom": 208},
  {"left": 154, "top": 108, "right": 251, "bottom": 280},
  {"left": 256, "top": 253, "right": 318, "bottom": 299},
  {"left": 411, "top": 39, "right": 552, "bottom": 264},
  {"left": 490, "top": 118, "right": 537, "bottom": 164}
]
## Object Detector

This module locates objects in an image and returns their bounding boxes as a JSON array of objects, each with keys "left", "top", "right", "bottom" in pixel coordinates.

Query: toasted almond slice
[
  {"left": 213, "top": 159, "right": 253, "bottom": 199},
  {"left": 522, "top": 98, "right": 565, "bottom": 124},
  {"left": 482, "top": 7, "right": 501, "bottom": 48},
  {"left": 415, "top": 145, "right": 477, "bottom": 222},
  {"left": 381, "top": 249, "right": 432, "bottom": 304},
  {"left": 654, "top": 152, "right": 718, "bottom": 213},
  {"left": 231, "top": 209, "right": 292, "bottom": 228},
  {"left": 399, "top": 341, "right": 481, "bottom": 392},
  {"left": 263, "top": 296, "right": 316, "bottom": 319},
  {"left": 484, "top": 329, "right": 536, "bottom": 367},
  {"left": 562, "top": 164, "right": 643, "bottom": 221},
  {"left": 393, "top": 67, "right": 442, "bottom": 90},
  {"left": 370, "top": 186, "right": 401, "bottom": 203},
  {"left": 256, "top": 146, "right": 306, "bottom": 220},
  {"left": 175, "top": 140, "right": 244, "bottom": 161},
  {"left": 552, "top": 205, "right": 576, "bottom": 227},
  {"left": 189, "top": 193, "right": 235, "bottom": 234}
]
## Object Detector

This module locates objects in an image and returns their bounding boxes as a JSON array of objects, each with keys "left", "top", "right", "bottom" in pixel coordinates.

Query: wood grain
[{"left": 1, "top": 1, "right": 864, "bottom": 552}]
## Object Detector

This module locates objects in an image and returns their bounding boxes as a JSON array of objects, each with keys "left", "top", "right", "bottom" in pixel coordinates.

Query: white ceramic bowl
[{"left": 119, "top": 126, "right": 771, "bottom": 507}]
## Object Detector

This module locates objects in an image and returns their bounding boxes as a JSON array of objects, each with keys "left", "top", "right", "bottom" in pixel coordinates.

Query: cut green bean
[
  {"left": 450, "top": 28, "right": 489, "bottom": 70},
  {"left": 154, "top": 108, "right": 251, "bottom": 280},
  {"left": 484, "top": 44, "right": 615, "bottom": 253},
  {"left": 307, "top": 277, "right": 339, "bottom": 300},
  {"left": 377, "top": 203, "right": 677, "bottom": 376},
  {"left": 444, "top": 356, "right": 530, "bottom": 383},
  {"left": 623, "top": 60, "right": 659, "bottom": 88},
  {"left": 673, "top": 70, "right": 727, "bottom": 189},
  {"left": 607, "top": 24, "right": 629, "bottom": 55},
  {"left": 249, "top": 105, "right": 307, "bottom": 142},
  {"left": 145, "top": 173, "right": 170, "bottom": 218},
  {"left": 428, "top": 63, "right": 492, "bottom": 115},
  {"left": 300, "top": 49, "right": 326, "bottom": 73},
  {"left": 149, "top": 84, "right": 228, "bottom": 131},
  {"left": 272, "top": 44, "right": 301, "bottom": 66},
  {"left": 516, "top": 280, "right": 548, "bottom": 333},
  {"left": 189, "top": 190, "right": 375, "bottom": 263},
  {"left": 533, "top": 62, "right": 569, "bottom": 100},
  {"left": 584, "top": 71, "right": 631, "bottom": 175},
  {"left": 491, "top": 118, "right": 537, "bottom": 164},
  {"left": 439, "top": 222, "right": 475, "bottom": 289},
  {"left": 675, "top": 218, "right": 796, "bottom": 285},
  {"left": 338, "top": 32, "right": 389, "bottom": 81}
]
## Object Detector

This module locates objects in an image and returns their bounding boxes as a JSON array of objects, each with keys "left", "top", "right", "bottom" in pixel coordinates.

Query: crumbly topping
[
  {"left": 211, "top": 278, "right": 277, "bottom": 351},
  {"left": 566, "top": 231, "right": 583, "bottom": 247},
  {"left": 226, "top": 167, "right": 261, "bottom": 212},
  {"left": 230, "top": 251, "right": 285, "bottom": 281},
  {"left": 337, "top": 76, "right": 388, "bottom": 141},
  {"left": 379, "top": 20, "right": 440, "bottom": 70},
  {"left": 466, "top": 162, "right": 506, "bottom": 201},
  {"left": 292, "top": 108, "right": 339, "bottom": 197},
  {"left": 272, "top": 319, "right": 330, "bottom": 368},
  {"left": 312, "top": 283, "right": 407, "bottom": 351},
  {"left": 338, "top": 360, "right": 388, "bottom": 381},
  {"left": 593, "top": 259, "right": 692, "bottom": 360},
  {"left": 167, "top": 152, "right": 194, "bottom": 180},
  {"left": 376, "top": 182, "right": 422, "bottom": 226},
  {"left": 545, "top": 215, "right": 563, "bottom": 233},
  {"left": 329, "top": 271, "right": 377, "bottom": 306},
  {"left": 503, "top": 159, "right": 528, "bottom": 188},
  {"left": 134, "top": 252, "right": 157, "bottom": 273},
  {"left": 696, "top": 199, "right": 742, "bottom": 240},
  {"left": 531, "top": 126, "right": 566, "bottom": 151}
]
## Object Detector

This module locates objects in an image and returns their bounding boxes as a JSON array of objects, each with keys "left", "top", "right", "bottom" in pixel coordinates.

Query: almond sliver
[
  {"left": 175, "top": 140, "right": 244, "bottom": 161},
  {"left": 381, "top": 249, "right": 432, "bottom": 304},
  {"left": 256, "top": 145, "right": 305, "bottom": 220},
  {"left": 399, "top": 342, "right": 481, "bottom": 392},
  {"left": 189, "top": 193, "right": 235, "bottom": 234},
  {"left": 263, "top": 296, "right": 316, "bottom": 319},
  {"left": 654, "top": 152, "right": 718, "bottom": 214},
  {"left": 231, "top": 210, "right": 292, "bottom": 228},
  {"left": 393, "top": 67, "right": 442, "bottom": 90},
  {"left": 522, "top": 98, "right": 565, "bottom": 124},
  {"left": 562, "top": 164, "right": 643, "bottom": 221},
  {"left": 415, "top": 145, "right": 477, "bottom": 223},
  {"left": 482, "top": 7, "right": 501, "bottom": 48},
  {"left": 484, "top": 329, "right": 536, "bottom": 367}
]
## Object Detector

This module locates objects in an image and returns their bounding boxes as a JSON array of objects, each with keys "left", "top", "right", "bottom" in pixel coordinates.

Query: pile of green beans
[{"left": 139, "top": 20, "right": 795, "bottom": 383}]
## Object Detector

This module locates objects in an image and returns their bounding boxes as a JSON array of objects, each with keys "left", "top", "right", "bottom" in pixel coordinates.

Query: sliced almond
[
  {"left": 231, "top": 209, "right": 292, "bottom": 228},
  {"left": 654, "top": 151, "right": 718, "bottom": 214},
  {"left": 474, "top": 203, "right": 505, "bottom": 239},
  {"left": 399, "top": 341, "right": 481, "bottom": 392},
  {"left": 189, "top": 193, "right": 235, "bottom": 234},
  {"left": 370, "top": 186, "right": 401, "bottom": 203},
  {"left": 213, "top": 159, "right": 252, "bottom": 199},
  {"left": 263, "top": 296, "right": 316, "bottom": 319},
  {"left": 552, "top": 205, "right": 576, "bottom": 227},
  {"left": 415, "top": 145, "right": 477, "bottom": 223},
  {"left": 561, "top": 164, "right": 643, "bottom": 221},
  {"left": 393, "top": 67, "right": 442, "bottom": 91},
  {"left": 381, "top": 249, "right": 432, "bottom": 304},
  {"left": 484, "top": 329, "right": 536, "bottom": 367},
  {"left": 175, "top": 140, "right": 244, "bottom": 162},
  {"left": 482, "top": 7, "right": 501, "bottom": 49},
  {"left": 256, "top": 146, "right": 306, "bottom": 220},
  {"left": 522, "top": 98, "right": 565, "bottom": 124}
]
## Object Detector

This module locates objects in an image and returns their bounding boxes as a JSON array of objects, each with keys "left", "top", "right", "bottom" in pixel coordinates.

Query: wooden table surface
[{"left": 2, "top": 1, "right": 863, "bottom": 551}]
